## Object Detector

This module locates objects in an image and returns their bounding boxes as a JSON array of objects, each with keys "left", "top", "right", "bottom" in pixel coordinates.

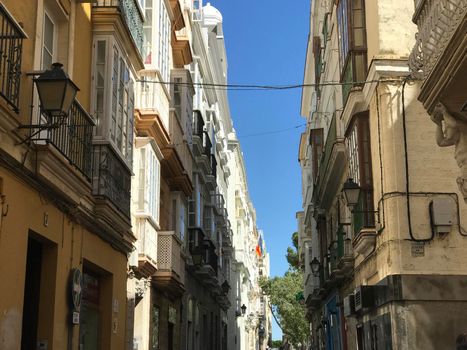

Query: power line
[
  {"left": 137, "top": 78, "right": 406, "bottom": 92},
  {"left": 239, "top": 124, "right": 306, "bottom": 138}
]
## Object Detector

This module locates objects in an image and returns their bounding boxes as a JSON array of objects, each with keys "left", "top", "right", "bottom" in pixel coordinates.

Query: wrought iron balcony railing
[
  {"left": 409, "top": 0, "right": 467, "bottom": 79},
  {"left": 212, "top": 191, "right": 225, "bottom": 215},
  {"left": 314, "top": 113, "right": 336, "bottom": 194},
  {"left": 211, "top": 154, "right": 217, "bottom": 178},
  {"left": 203, "top": 131, "right": 212, "bottom": 157},
  {"left": 92, "top": 143, "right": 131, "bottom": 217},
  {"left": 36, "top": 100, "right": 94, "bottom": 180},
  {"left": 93, "top": 0, "right": 144, "bottom": 58},
  {"left": 0, "top": 4, "right": 26, "bottom": 113},
  {"left": 353, "top": 189, "right": 376, "bottom": 236},
  {"left": 193, "top": 110, "right": 204, "bottom": 137}
]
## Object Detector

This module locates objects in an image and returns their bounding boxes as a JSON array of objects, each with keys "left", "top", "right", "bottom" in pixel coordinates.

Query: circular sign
[{"left": 70, "top": 268, "right": 82, "bottom": 312}]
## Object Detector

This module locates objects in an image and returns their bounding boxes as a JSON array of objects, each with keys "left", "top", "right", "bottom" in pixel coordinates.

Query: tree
[
  {"left": 286, "top": 232, "right": 300, "bottom": 270},
  {"left": 259, "top": 233, "right": 309, "bottom": 349},
  {"left": 271, "top": 340, "right": 283, "bottom": 348}
]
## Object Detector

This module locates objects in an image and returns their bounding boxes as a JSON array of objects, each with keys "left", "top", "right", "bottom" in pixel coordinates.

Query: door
[
  {"left": 80, "top": 271, "right": 101, "bottom": 350},
  {"left": 21, "top": 238, "right": 42, "bottom": 350}
]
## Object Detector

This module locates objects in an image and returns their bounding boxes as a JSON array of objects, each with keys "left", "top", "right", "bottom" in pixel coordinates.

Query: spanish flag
[{"left": 255, "top": 235, "right": 263, "bottom": 257}]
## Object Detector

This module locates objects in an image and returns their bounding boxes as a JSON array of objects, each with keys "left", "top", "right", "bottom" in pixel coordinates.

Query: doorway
[{"left": 21, "top": 238, "right": 42, "bottom": 350}]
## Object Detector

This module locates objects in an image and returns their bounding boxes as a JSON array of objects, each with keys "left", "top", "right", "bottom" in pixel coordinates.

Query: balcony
[
  {"left": 192, "top": 110, "right": 205, "bottom": 157},
  {"left": 341, "top": 51, "right": 367, "bottom": 106},
  {"left": 0, "top": 4, "right": 26, "bottom": 113},
  {"left": 92, "top": 143, "right": 131, "bottom": 219},
  {"left": 313, "top": 114, "right": 346, "bottom": 210},
  {"left": 36, "top": 100, "right": 94, "bottom": 181},
  {"left": 212, "top": 191, "right": 225, "bottom": 216},
  {"left": 172, "top": 27, "right": 193, "bottom": 68},
  {"left": 134, "top": 219, "right": 158, "bottom": 277},
  {"left": 329, "top": 227, "right": 354, "bottom": 282},
  {"left": 305, "top": 273, "right": 321, "bottom": 310},
  {"left": 410, "top": 0, "right": 466, "bottom": 80},
  {"left": 409, "top": 0, "right": 467, "bottom": 114},
  {"left": 161, "top": 109, "right": 193, "bottom": 195},
  {"left": 92, "top": 0, "right": 145, "bottom": 68},
  {"left": 222, "top": 226, "right": 233, "bottom": 248},
  {"left": 188, "top": 228, "right": 219, "bottom": 281},
  {"left": 206, "top": 153, "right": 217, "bottom": 191},
  {"left": 203, "top": 131, "right": 212, "bottom": 157},
  {"left": 153, "top": 231, "right": 185, "bottom": 295}
]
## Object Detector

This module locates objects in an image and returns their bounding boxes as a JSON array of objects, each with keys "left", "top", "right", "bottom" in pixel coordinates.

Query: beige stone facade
[{"left": 299, "top": 0, "right": 467, "bottom": 349}]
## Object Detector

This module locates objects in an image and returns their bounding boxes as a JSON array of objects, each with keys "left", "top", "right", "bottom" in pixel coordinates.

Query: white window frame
[
  {"left": 135, "top": 138, "right": 162, "bottom": 227},
  {"left": 42, "top": 10, "right": 57, "bottom": 69},
  {"left": 171, "top": 192, "right": 187, "bottom": 244},
  {"left": 92, "top": 36, "right": 135, "bottom": 165},
  {"left": 158, "top": 0, "right": 170, "bottom": 83}
]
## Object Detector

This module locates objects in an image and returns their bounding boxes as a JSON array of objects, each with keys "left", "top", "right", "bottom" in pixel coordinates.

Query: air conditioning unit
[
  {"left": 354, "top": 285, "right": 376, "bottom": 312},
  {"left": 343, "top": 294, "right": 356, "bottom": 317}
]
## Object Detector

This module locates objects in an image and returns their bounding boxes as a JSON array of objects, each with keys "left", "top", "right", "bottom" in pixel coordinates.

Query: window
[
  {"left": 173, "top": 77, "right": 182, "bottom": 119},
  {"left": 310, "top": 128, "right": 324, "bottom": 182},
  {"left": 151, "top": 305, "right": 160, "bottom": 350},
  {"left": 188, "top": 173, "right": 202, "bottom": 228},
  {"left": 143, "top": 0, "right": 153, "bottom": 64},
  {"left": 158, "top": 0, "right": 170, "bottom": 83},
  {"left": 171, "top": 70, "right": 194, "bottom": 143},
  {"left": 337, "top": 0, "right": 368, "bottom": 104},
  {"left": 93, "top": 38, "right": 135, "bottom": 164},
  {"left": 346, "top": 111, "right": 374, "bottom": 235},
  {"left": 192, "top": 0, "right": 202, "bottom": 20},
  {"left": 136, "top": 140, "right": 161, "bottom": 224},
  {"left": 171, "top": 192, "right": 187, "bottom": 243},
  {"left": 42, "top": 12, "right": 55, "bottom": 69}
]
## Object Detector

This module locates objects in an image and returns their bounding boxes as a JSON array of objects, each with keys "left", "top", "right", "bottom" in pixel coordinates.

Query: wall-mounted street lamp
[
  {"left": 35, "top": 62, "right": 79, "bottom": 122},
  {"left": 342, "top": 178, "right": 361, "bottom": 210},
  {"left": 236, "top": 303, "right": 247, "bottom": 317},
  {"left": 310, "top": 257, "right": 321, "bottom": 276},
  {"left": 191, "top": 246, "right": 205, "bottom": 266},
  {"left": 19, "top": 62, "right": 79, "bottom": 144},
  {"left": 241, "top": 304, "right": 247, "bottom": 315},
  {"left": 221, "top": 280, "right": 230, "bottom": 294}
]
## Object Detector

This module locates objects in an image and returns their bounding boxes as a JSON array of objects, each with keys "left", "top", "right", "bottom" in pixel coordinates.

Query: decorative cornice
[{"left": 135, "top": 109, "right": 170, "bottom": 149}]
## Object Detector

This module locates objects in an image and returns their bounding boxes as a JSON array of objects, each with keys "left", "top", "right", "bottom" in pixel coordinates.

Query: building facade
[
  {"left": 0, "top": 1, "right": 267, "bottom": 350},
  {"left": 0, "top": 0, "right": 142, "bottom": 349},
  {"left": 409, "top": 0, "right": 467, "bottom": 199},
  {"left": 299, "top": 0, "right": 467, "bottom": 349},
  {"left": 128, "top": 1, "right": 270, "bottom": 350}
]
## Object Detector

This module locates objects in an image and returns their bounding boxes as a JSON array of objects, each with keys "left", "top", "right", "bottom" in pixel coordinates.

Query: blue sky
[{"left": 212, "top": 0, "right": 310, "bottom": 340}]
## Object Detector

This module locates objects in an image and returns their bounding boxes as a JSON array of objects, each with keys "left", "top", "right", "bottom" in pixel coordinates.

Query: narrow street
[{"left": 0, "top": 1, "right": 466, "bottom": 350}]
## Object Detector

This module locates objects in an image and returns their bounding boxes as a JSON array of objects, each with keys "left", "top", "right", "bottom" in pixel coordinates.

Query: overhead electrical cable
[{"left": 137, "top": 78, "right": 407, "bottom": 91}]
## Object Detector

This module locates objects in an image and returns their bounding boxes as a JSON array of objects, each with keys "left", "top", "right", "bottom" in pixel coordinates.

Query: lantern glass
[
  {"left": 310, "top": 257, "right": 320, "bottom": 275},
  {"left": 221, "top": 281, "right": 230, "bottom": 294},
  {"left": 241, "top": 304, "right": 247, "bottom": 315},
  {"left": 191, "top": 247, "right": 204, "bottom": 265},
  {"left": 35, "top": 62, "right": 79, "bottom": 122},
  {"left": 343, "top": 178, "right": 361, "bottom": 208}
]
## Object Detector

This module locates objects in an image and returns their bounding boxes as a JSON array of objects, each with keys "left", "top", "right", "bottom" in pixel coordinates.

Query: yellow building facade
[{"left": 0, "top": 1, "right": 142, "bottom": 349}]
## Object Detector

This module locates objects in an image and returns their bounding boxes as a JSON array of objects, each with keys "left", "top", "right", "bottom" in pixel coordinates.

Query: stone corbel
[
  {"left": 135, "top": 278, "right": 151, "bottom": 299},
  {"left": 430, "top": 103, "right": 467, "bottom": 202}
]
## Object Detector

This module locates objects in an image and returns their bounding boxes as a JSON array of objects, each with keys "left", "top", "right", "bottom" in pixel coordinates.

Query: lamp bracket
[{"left": 16, "top": 122, "right": 62, "bottom": 146}]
